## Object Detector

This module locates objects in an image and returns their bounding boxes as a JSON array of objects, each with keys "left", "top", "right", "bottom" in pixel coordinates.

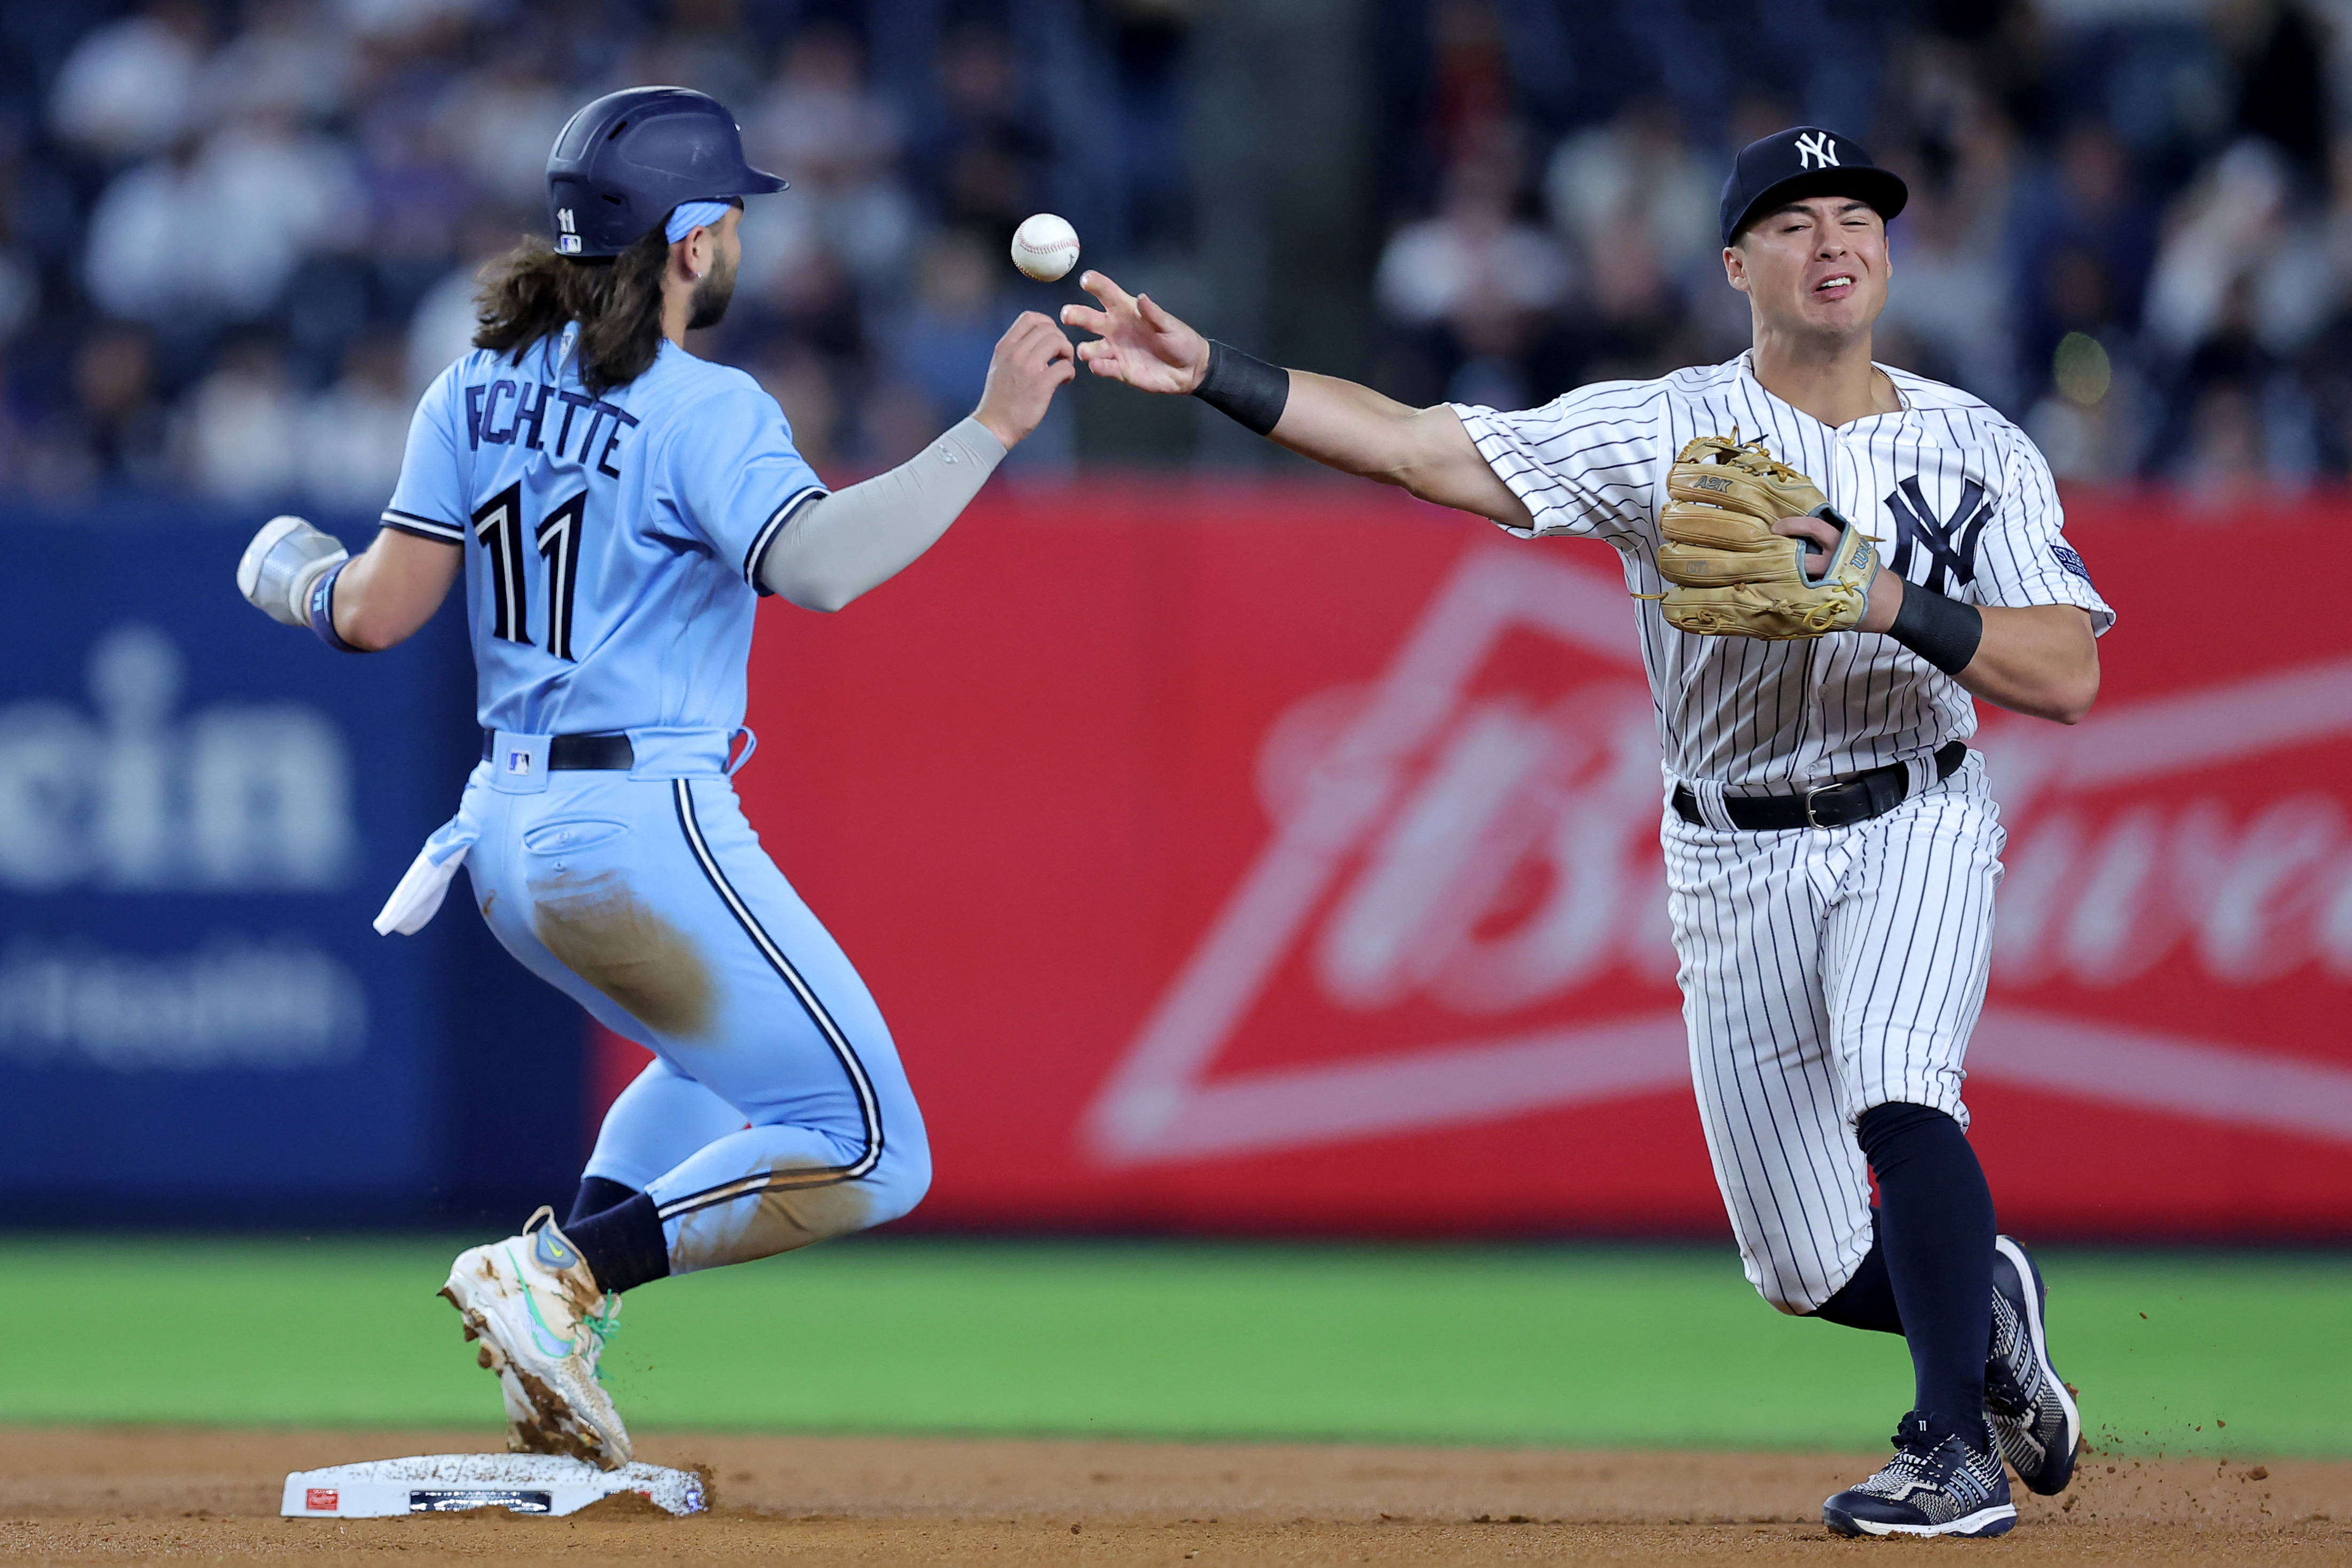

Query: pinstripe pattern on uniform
[
  {"left": 1449, "top": 353, "right": 2074, "bottom": 1314},
  {"left": 1453, "top": 355, "right": 2114, "bottom": 794},
  {"left": 1666, "top": 754, "right": 2005, "bottom": 1312}
]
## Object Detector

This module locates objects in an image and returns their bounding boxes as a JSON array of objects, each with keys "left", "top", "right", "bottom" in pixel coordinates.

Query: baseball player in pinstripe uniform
[
  {"left": 1065, "top": 128, "right": 2102, "bottom": 1538},
  {"left": 234, "top": 88, "right": 1074, "bottom": 1469}
]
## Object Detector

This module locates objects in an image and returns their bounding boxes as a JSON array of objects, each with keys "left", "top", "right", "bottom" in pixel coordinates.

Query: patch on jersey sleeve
[{"left": 2049, "top": 542, "right": 2093, "bottom": 582}]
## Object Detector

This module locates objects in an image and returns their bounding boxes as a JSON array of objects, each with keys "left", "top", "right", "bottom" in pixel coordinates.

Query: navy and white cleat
[
  {"left": 1823, "top": 1411, "right": 2017, "bottom": 1539},
  {"left": 1986, "top": 1233, "right": 2081, "bottom": 1494}
]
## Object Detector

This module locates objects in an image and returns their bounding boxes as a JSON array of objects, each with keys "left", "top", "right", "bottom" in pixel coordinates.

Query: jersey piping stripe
[
  {"left": 742, "top": 484, "right": 830, "bottom": 591},
  {"left": 380, "top": 508, "right": 464, "bottom": 543},
  {"left": 658, "top": 778, "right": 883, "bottom": 1219}
]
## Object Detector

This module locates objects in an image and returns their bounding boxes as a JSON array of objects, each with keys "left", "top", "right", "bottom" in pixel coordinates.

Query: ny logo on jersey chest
[{"left": 1883, "top": 475, "right": 1991, "bottom": 594}]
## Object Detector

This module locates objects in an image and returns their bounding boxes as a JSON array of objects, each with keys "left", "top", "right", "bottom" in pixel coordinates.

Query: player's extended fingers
[
  {"left": 1136, "top": 292, "right": 1188, "bottom": 336},
  {"left": 1059, "top": 302, "right": 1112, "bottom": 338},
  {"left": 1076, "top": 270, "right": 1137, "bottom": 317}
]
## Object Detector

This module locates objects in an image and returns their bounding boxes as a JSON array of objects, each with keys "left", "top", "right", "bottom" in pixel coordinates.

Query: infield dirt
[{"left": 3, "top": 1426, "right": 2345, "bottom": 1564}]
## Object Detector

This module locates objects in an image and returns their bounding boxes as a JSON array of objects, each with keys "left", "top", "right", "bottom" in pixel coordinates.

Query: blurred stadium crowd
[
  {"left": 1384, "top": 0, "right": 2352, "bottom": 494},
  {"left": 4, "top": 0, "right": 2352, "bottom": 503}
]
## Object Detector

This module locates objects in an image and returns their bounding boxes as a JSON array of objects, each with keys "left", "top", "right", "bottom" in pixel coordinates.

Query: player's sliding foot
[
  {"left": 1822, "top": 1412, "right": 2016, "bottom": 1539},
  {"left": 1985, "top": 1234, "right": 2081, "bottom": 1494},
  {"left": 440, "top": 1206, "right": 632, "bottom": 1471}
]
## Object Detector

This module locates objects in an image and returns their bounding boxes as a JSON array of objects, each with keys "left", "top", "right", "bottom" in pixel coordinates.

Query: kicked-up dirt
[{"left": 1, "top": 1425, "right": 2345, "bottom": 1564}]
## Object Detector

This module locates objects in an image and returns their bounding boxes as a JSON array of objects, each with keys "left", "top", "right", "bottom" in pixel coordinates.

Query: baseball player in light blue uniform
[{"left": 236, "top": 87, "right": 1074, "bottom": 1468}]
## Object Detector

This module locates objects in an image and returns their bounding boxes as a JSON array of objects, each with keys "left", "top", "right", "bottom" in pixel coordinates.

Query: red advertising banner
[{"left": 597, "top": 481, "right": 2352, "bottom": 1241}]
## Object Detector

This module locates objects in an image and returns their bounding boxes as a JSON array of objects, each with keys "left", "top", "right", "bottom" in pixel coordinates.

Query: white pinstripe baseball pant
[{"left": 1663, "top": 752, "right": 2005, "bottom": 1314}]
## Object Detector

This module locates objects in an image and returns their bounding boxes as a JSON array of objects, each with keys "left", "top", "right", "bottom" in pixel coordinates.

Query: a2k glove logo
[{"left": 0, "top": 624, "right": 356, "bottom": 891}]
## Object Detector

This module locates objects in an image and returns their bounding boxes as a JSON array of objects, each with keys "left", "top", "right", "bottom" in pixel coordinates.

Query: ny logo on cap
[{"left": 1796, "top": 131, "right": 1839, "bottom": 170}]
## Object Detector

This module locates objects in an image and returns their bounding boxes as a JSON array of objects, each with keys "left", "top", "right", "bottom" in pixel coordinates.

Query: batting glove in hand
[
  {"left": 1651, "top": 433, "right": 1878, "bottom": 639},
  {"left": 237, "top": 514, "right": 349, "bottom": 627}
]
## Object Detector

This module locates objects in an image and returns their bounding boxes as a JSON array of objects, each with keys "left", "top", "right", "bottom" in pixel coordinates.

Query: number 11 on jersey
[{"left": 473, "top": 482, "right": 589, "bottom": 661}]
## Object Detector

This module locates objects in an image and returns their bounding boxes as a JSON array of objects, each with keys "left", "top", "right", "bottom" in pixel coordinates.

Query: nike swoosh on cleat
[{"left": 505, "top": 1245, "right": 577, "bottom": 1358}]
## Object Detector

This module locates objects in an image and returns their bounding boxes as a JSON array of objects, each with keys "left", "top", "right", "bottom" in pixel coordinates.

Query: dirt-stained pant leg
[{"left": 464, "top": 768, "right": 931, "bottom": 1276}]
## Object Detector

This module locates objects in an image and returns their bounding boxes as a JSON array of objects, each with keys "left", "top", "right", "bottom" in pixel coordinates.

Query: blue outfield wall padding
[{"left": 0, "top": 509, "right": 583, "bottom": 1227}]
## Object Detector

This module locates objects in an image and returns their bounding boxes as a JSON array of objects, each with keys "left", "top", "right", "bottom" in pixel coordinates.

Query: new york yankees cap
[{"left": 1719, "top": 127, "right": 1908, "bottom": 248}]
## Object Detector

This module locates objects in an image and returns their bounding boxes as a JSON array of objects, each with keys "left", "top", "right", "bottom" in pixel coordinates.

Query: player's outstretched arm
[
  {"left": 237, "top": 515, "right": 459, "bottom": 652},
  {"left": 760, "top": 312, "right": 1075, "bottom": 611},
  {"left": 1060, "top": 271, "right": 1532, "bottom": 531}
]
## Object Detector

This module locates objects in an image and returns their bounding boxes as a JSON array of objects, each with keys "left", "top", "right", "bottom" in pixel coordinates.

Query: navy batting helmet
[{"left": 546, "top": 87, "right": 787, "bottom": 258}]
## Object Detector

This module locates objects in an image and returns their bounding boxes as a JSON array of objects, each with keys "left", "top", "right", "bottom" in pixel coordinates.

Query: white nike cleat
[
  {"left": 440, "top": 1206, "right": 632, "bottom": 1471},
  {"left": 490, "top": 1286, "right": 625, "bottom": 1454}
]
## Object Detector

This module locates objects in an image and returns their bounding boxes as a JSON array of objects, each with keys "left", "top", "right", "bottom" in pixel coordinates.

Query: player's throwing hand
[
  {"left": 973, "top": 310, "right": 1078, "bottom": 448},
  {"left": 1059, "top": 271, "right": 1208, "bottom": 394}
]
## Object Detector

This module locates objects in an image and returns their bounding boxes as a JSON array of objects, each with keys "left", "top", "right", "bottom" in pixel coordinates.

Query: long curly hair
[{"left": 471, "top": 225, "right": 669, "bottom": 397}]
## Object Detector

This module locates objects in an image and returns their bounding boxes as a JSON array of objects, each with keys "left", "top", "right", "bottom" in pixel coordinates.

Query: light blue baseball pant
[{"left": 453, "top": 728, "right": 930, "bottom": 1274}]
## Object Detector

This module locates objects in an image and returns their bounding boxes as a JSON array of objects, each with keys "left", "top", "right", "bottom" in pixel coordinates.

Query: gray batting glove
[{"left": 237, "top": 515, "right": 349, "bottom": 627}]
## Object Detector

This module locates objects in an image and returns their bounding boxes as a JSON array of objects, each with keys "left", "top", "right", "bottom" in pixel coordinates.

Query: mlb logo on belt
[{"left": 507, "top": 750, "right": 532, "bottom": 775}]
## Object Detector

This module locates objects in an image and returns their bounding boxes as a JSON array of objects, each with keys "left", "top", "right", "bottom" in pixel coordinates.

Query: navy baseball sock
[
  {"left": 1856, "top": 1102, "right": 1995, "bottom": 1446},
  {"left": 568, "top": 1176, "right": 638, "bottom": 1228},
  {"left": 1812, "top": 1210, "right": 1903, "bottom": 1334},
  {"left": 560, "top": 1192, "right": 671, "bottom": 1295}
]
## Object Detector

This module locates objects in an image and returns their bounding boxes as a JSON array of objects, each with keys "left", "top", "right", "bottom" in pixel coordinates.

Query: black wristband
[
  {"left": 1885, "top": 582, "right": 1982, "bottom": 675},
  {"left": 1191, "top": 340, "right": 1290, "bottom": 436}
]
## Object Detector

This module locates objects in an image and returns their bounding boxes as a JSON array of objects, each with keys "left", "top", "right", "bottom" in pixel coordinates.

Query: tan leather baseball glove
[{"left": 1651, "top": 432, "right": 1879, "bottom": 639}]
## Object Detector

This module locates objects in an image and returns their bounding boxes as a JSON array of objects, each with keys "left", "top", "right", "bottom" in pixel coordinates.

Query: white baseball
[{"left": 1010, "top": 213, "right": 1080, "bottom": 281}]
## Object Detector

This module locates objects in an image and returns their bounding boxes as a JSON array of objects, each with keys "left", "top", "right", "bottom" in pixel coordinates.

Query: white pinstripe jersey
[{"left": 1454, "top": 354, "right": 2114, "bottom": 793}]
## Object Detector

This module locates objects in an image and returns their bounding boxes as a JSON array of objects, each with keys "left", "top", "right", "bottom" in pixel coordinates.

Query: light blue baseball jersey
[{"left": 382, "top": 325, "right": 826, "bottom": 735}]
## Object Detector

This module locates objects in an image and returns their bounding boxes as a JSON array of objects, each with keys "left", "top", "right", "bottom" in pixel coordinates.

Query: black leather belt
[
  {"left": 1675, "top": 740, "right": 1967, "bottom": 831},
  {"left": 481, "top": 731, "right": 636, "bottom": 770}
]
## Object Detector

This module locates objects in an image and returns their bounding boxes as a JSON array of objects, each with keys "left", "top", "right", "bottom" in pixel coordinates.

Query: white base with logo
[{"left": 281, "top": 1454, "right": 705, "bottom": 1518}]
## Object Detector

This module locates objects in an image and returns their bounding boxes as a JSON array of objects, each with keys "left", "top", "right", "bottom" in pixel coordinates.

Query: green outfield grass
[{"left": 0, "top": 1237, "right": 2338, "bottom": 1456}]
